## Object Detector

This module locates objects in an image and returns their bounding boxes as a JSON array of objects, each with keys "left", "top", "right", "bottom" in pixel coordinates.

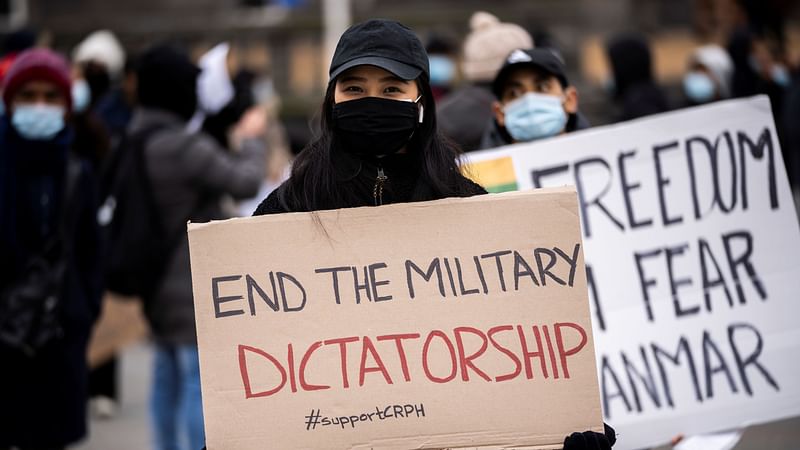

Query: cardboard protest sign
[
  {"left": 463, "top": 96, "right": 800, "bottom": 449},
  {"left": 87, "top": 293, "right": 148, "bottom": 367},
  {"left": 188, "top": 188, "right": 603, "bottom": 450}
]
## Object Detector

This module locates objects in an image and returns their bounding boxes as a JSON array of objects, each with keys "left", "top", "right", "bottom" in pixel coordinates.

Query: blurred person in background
[
  {"left": 191, "top": 42, "right": 291, "bottom": 218},
  {"left": 0, "top": 48, "right": 102, "bottom": 450},
  {"left": 0, "top": 28, "right": 39, "bottom": 116},
  {"left": 68, "top": 30, "right": 126, "bottom": 170},
  {"left": 71, "top": 30, "right": 129, "bottom": 419},
  {"left": 726, "top": 4, "right": 795, "bottom": 190},
  {"left": 783, "top": 69, "right": 800, "bottom": 194},
  {"left": 191, "top": 42, "right": 259, "bottom": 152},
  {"left": 425, "top": 33, "right": 458, "bottom": 102},
  {"left": 605, "top": 33, "right": 670, "bottom": 121},
  {"left": 95, "top": 55, "right": 139, "bottom": 148},
  {"left": 238, "top": 74, "right": 293, "bottom": 217},
  {"left": 480, "top": 48, "right": 587, "bottom": 149},
  {"left": 682, "top": 44, "right": 734, "bottom": 106},
  {"left": 132, "top": 43, "right": 268, "bottom": 450},
  {"left": 438, "top": 11, "right": 533, "bottom": 152}
]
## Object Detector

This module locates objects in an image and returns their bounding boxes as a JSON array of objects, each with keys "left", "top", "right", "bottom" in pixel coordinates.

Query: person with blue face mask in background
[
  {"left": 682, "top": 45, "right": 733, "bottom": 106},
  {"left": 425, "top": 33, "right": 458, "bottom": 102},
  {"left": 480, "top": 48, "right": 585, "bottom": 149},
  {"left": 0, "top": 48, "right": 103, "bottom": 450}
]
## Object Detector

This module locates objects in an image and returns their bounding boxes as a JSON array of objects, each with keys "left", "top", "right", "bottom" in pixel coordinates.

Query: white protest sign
[{"left": 463, "top": 96, "right": 800, "bottom": 450}]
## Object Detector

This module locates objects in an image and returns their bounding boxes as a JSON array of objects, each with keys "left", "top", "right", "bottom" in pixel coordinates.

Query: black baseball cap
[
  {"left": 329, "top": 19, "right": 429, "bottom": 82},
  {"left": 492, "top": 48, "right": 569, "bottom": 98}
]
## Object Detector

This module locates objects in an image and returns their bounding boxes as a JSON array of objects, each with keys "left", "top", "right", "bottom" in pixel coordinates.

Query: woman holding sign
[
  {"left": 252, "top": 18, "right": 615, "bottom": 450},
  {"left": 253, "top": 19, "right": 484, "bottom": 213}
]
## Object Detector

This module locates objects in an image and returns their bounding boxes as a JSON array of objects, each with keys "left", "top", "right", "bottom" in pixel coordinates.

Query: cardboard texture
[
  {"left": 188, "top": 187, "right": 603, "bottom": 450},
  {"left": 87, "top": 292, "right": 148, "bottom": 367},
  {"left": 462, "top": 96, "right": 800, "bottom": 449}
]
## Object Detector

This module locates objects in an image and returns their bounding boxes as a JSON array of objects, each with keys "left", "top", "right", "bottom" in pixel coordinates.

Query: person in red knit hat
[
  {"left": 2, "top": 48, "right": 73, "bottom": 138},
  {"left": 0, "top": 48, "right": 103, "bottom": 449}
]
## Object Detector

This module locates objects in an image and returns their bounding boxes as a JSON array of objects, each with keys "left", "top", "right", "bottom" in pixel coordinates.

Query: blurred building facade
[{"left": 4, "top": 0, "right": 799, "bottom": 132}]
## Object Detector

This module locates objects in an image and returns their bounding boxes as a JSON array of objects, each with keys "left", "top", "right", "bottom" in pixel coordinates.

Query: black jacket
[
  {"left": 254, "top": 153, "right": 486, "bottom": 215},
  {"left": 0, "top": 118, "right": 103, "bottom": 448},
  {"left": 437, "top": 84, "right": 496, "bottom": 152},
  {"left": 129, "top": 107, "right": 266, "bottom": 344},
  {"left": 606, "top": 34, "right": 670, "bottom": 121}
]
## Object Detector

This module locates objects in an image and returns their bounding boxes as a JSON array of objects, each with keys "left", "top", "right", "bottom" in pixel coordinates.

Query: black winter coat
[
  {"left": 253, "top": 153, "right": 487, "bottom": 215},
  {"left": 0, "top": 118, "right": 103, "bottom": 448}
]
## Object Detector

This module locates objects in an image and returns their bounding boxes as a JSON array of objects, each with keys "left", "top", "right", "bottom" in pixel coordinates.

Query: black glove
[{"left": 562, "top": 423, "right": 616, "bottom": 450}]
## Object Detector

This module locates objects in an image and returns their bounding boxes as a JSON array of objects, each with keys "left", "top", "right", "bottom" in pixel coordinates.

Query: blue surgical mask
[
  {"left": 683, "top": 71, "right": 716, "bottom": 103},
  {"left": 72, "top": 78, "right": 92, "bottom": 113},
  {"left": 428, "top": 55, "right": 455, "bottom": 86},
  {"left": 12, "top": 104, "right": 66, "bottom": 140},
  {"left": 503, "top": 92, "right": 567, "bottom": 142},
  {"left": 772, "top": 65, "right": 791, "bottom": 88}
]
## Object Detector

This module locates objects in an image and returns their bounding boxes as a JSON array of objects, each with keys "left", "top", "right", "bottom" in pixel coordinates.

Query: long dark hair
[{"left": 278, "top": 73, "right": 479, "bottom": 212}]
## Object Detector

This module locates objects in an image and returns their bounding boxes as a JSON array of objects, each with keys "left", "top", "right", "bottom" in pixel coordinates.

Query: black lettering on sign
[
  {"left": 728, "top": 322, "right": 779, "bottom": 396},
  {"left": 368, "top": 263, "right": 393, "bottom": 302},
  {"left": 722, "top": 230, "right": 767, "bottom": 305},
  {"left": 622, "top": 347, "right": 662, "bottom": 412},
  {"left": 665, "top": 243, "right": 699, "bottom": 318},
  {"left": 586, "top": 265, "right": 606, "bottom": 332},
  {"left": 652, "top": 336, "right": 702, "bottom": 408},
  {"left": 277, "top": 272, "right": 307, "bottom": 312},
  {"left": 574, "top": 157, "right": 625, "bottom": 238},
  {"left": 738, "top": 128, "right": 778, "bottom": 210},
  {"left": 405, "top": 259, "right": 445, "bottom": 299},
  {"left": 618, "top": 149, "right": 654, "bottom": 229},
  {"left": 653, "top": 140, "right": 683, "bottom": 226},
  {"left": 212, "top": 275, "right": 244, "bottom": 318},
  {"left": 314, "top": 266, "right": 350, "bottom": 305},
  {"left": 634, "top": 248, "right": 662, "bottom": 322},
  {"left": 245, "top": 273, "right": 279, "bottom": 314}
]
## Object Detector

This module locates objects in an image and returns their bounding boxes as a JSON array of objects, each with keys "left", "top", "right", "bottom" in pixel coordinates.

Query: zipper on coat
[{"left": 373, "top": 167, "right": 388, "bottom": 206}]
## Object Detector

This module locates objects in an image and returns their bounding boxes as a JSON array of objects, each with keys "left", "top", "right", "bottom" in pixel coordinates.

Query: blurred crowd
[{"left": 0, "top": 1, "right": 797, "bottom": 449}]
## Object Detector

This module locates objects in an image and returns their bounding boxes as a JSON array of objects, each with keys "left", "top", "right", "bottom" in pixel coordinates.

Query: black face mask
[{"left": 332, "top": 96, "right": 420, "bottom": 158}]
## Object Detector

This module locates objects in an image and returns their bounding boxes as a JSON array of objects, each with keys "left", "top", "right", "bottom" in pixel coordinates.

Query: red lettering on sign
[
  {"left": 324, "top": 336, "right": 360, "bottom": 389},
  {"left": 454, "top": 327, "right": 491, "bottom": 382},
  {"left": 422, "top": 330, "right": 458, "bottom": 383},
  {"left": 238, "top": 344, "right": 287, "bottom": 398},
  {"left": 359, "top": 336, "right": 394, "bottom": 386},
  {"left": 488, "top": 325, "right": 522, "bottom": 382},
  {"left": 377, "top": 333, "right": 421, "bottom": 382},
  {"left": 299, "top": 341, "right": 329, "bottom": 392},
  {"left": 555, "top": 322, "right": 588, "bottom": 379}
]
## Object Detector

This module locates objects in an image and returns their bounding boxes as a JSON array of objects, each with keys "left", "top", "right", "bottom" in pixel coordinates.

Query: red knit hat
[{"left": 1, "top": 48, "right": 72, "bottom": 113}]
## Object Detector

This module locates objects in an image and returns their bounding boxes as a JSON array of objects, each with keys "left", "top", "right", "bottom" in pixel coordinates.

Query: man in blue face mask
[
  {"left": 2, "top": 49, "right": 73, "bottom": 141},
  {"left": 480, "top": 48, "right": 586, "bottom": 149},
  {"left": 1, "top": 48, "right": 105, "bottom": 450},
  {"left": 682, "top": 45, "right": 733, "bottom": 106}
]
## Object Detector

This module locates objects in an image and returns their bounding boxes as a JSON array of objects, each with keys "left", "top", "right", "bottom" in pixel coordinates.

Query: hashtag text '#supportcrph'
[{"left": 304, "top": 403, "right": 425, "bottom": 430}]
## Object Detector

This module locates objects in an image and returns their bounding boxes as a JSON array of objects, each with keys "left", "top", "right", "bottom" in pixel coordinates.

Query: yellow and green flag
[{"left": 462, "top": 156, "right": 518, "bottom": 193}]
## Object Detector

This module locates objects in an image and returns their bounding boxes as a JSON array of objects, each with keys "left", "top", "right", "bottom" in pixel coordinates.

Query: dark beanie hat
[
  {"left": 2, "top": 48, "right": 72, "bottom": 113},
  {"left": 137, "top": 44, "right": 200, "bottom": 120}
]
